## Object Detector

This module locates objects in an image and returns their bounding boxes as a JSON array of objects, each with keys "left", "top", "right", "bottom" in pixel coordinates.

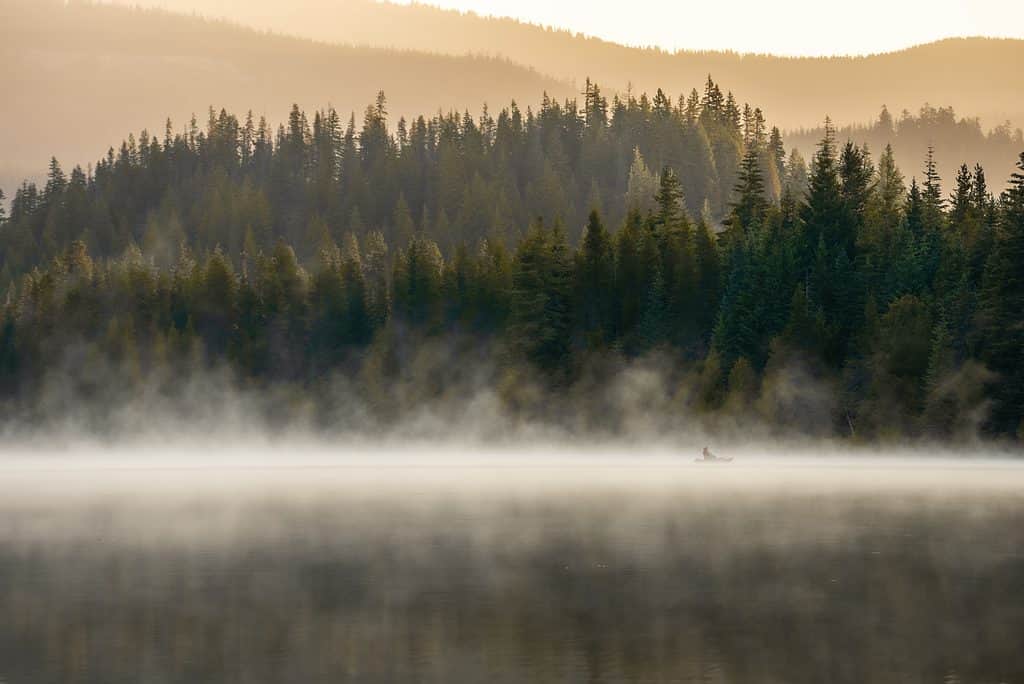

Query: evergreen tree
[
  {"left": 800, "top": 119, "right": 842, "bottom": 259},
  {"left": 949, "top": 163, "right": 975, "bottom": 226},
  {"left": 625, "top": 148, "right": 659, "bottom": 215},
  {"left": 783, "top": 148, "right": 809, "bottom": 198},
  {"left": 921, "top": 146, "right": 946, "bottom": 232},
  {"left": 655, "top": 168, "right": 686, "bottom": 232},
  {"left": 510, "top": 219, "right": 573, "bottom": 375},
  {"left": 342, "top": 234, "right": 373, "bottom": 345},
  {"left": 576, "top": 210, "right": 615, "bottom": 345},
  {"left": 363, "top": 230, "right": 391, "bottom": 328},
  {"left": 769, "top": 127, "right": 786, "bottom": 182},
  {"left": 977, "top": 153, "right": 1024, "bottom": 435},
  {"left": 394, "top": 234, "right": 443, "bottom": 327},
  {"left": 729, "top": 142, "right": 766, "bottom": 236},
  {"left": 837, "top": 141, "right": 874, "bottom": 255}
]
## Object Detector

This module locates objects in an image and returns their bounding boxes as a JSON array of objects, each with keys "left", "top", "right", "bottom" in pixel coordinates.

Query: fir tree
[
  {"left": 576, "top": 210, "right": 615, "bottom": 345},
  {"left": 729, "top": 142, "right": 766, "bottom": 235},
  {"left": 510, "top": 219, "right": 572, "bottom": 374},
  {"left": 921, "top": 146, "right": 946, "bottom": 232},
  {"left": 977, "top": 153, "right": 1024, "bottom": 435},
  {"left": 800, "top": 119, "right": 842, "bottom": 261},
  {"left": 655, "top": 168, "right": 686, "bottom": 232}
]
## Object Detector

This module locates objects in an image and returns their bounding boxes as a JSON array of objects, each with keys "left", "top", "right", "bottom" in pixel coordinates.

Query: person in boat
[{"left": 699, "top": 447, "right": 731, "bottom": 462}]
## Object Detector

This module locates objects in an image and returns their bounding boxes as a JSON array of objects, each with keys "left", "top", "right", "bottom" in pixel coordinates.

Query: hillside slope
[
  {"left": 109, "top": 0, "right": 1024, "bottom": 130},
  {"left": 0, "top": 0, "right": 571, "bottom": 194}
]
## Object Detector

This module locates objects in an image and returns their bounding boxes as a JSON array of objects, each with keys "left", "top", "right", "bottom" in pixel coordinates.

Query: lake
[{"left": 1, "top": 449, "right": 1022, "bottom": 683}]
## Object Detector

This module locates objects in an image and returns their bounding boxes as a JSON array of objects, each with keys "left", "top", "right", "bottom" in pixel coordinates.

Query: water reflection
[{"left": 0, "top": 458, "right": 1022, "bottom": 683}]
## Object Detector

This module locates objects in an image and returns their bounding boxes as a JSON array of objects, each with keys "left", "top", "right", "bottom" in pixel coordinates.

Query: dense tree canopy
[{"left": 0, "top": 81, "right": 1022, "bottom": 441}]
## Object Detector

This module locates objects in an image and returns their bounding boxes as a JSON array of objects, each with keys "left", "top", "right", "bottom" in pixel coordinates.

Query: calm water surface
[{"left": 1, "top": 455, "right": 1022, "bottom": 683}]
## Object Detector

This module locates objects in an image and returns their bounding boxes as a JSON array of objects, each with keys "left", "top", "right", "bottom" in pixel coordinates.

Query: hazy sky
[{"left": 392, "top": 0, "right": 1024, "bottom": 56}]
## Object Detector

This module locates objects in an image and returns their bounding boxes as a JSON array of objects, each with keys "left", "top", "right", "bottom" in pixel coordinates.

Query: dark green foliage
[
  {"left": 976, "top": 153, "right": 1024, "bottom": 436},
  {"left": 575, "top": 210, "right": 615, "bottom": 346},
  {"left": 0, "top": 80, "right": 749, "bottom": 279},
  {"left": 0, "top": 82, "right": 1022, "bottom": 441},
  {"left": 801, "top": 120, "right": 843, "bottom": 260},
  {"left": 729, "top": 135, "right": 767, "bottom": 236},
  {"left": 509, "top": 220, "right": 573, "bottom": 376},
  {"left": 393, "top": 235, "right": 443, "bottom": 328}
]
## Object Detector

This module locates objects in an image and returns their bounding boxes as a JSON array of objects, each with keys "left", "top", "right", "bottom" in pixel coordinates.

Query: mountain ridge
[
  {"left": 103, "top": 0, "right": 1024, "bottom": 130},
  {"left": 0, "top": 0, "right": 573, "bottom": 195}
]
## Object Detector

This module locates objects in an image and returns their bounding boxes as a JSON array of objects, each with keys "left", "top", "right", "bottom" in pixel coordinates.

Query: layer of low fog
[
  {"left": 2, "top": 449, "right": 1022, "bottom": 683},
  {"left": 2, "top": 442, "right": 1022, "bottom": 495},
  {"left": 0, "top": 309, "right": 1004, "bottom": 446}
]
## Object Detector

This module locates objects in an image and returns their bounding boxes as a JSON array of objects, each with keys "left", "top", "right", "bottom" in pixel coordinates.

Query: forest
[
  {"left": 787, "top": 103, "right": 1023, "bottom": 199},
  {"left": 7, "top": 1, "right": 1023, "bottom": 201},
  {"left": 1, "top": 0, "right": 566, "bottom": 198},
  {"left": 1, "top": 78, "right": 1022, "bottom": 442}
]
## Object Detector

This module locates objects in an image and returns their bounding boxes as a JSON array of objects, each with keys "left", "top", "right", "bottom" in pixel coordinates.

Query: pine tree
[
  {"left": 861, "top": 144, "right": 905, "bottom": 256},
  {"left": 583, "top": 78, "right": 609, "bottom": 129},
  {"left": 576, "top": 210, "right": 615, "bottom": 345},
  {"left": 921, "top": 146, "right": 946, "bottom": 232},
  {"left": 874, "top": 145, "right": 906, "bottom": 214},
  {"left": 44, "top": 158, "right": 67, "bottom": 200},
  {"left": 801, "top": 120, "right": 842, "bottom": 264},
  {"left": 838, "top": 141, "right": 874, "bottom": 255},
  {"left": 510, "top": 219, "right": 573, "bottom": 374},
  {"left": 394, "top": 234, "right": 443, "bottom": 327},
  {"left": 950, "top": 163, "right": 974, "bottom": 226},
  {"left": 363, "top": 230, "right": 390, "bottom": 328},
  {"left": 769, "top": 127, "right": 786, "bottom": 182},
  {"left": 977, "top": 153, "right": 1024, "bottom": 435},
  {"left": 972, "top": 164, "right": 991, "bottom": 214},
  {"left": 700, "top": 76, "right": 724, "bottom": 122},
  {"left": 655, "top": 167, "right": 686, "bottom": 231},
  {"left": 730, "top": 141, "right": 766, "bottom": 235},
  {"left": 783, "top": 148, "right": 809, "bottom": 198},
  {"left": 906, "top": 178, "right": 924, "bottom": 235},
  {"left": 625, "top": 148, "right": 658, "bottom": 215}
]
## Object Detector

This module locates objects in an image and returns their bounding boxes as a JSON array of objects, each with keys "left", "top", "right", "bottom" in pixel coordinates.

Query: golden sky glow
[{"left": 390, "top": 0, "right": 1024, "bottom": 56}]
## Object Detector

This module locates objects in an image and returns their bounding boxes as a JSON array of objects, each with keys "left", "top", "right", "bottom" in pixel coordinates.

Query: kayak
[{"left": 694, "top": 456, "right": 733, "bottom": 463}]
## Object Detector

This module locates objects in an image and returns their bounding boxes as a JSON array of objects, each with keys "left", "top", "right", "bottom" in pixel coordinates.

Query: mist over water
[
  {"left": 5, "top": 0, "right": 1024, "bottom": 678},
  {"left": 2, "top": 448, "right": 1022, "bottom": 683}
]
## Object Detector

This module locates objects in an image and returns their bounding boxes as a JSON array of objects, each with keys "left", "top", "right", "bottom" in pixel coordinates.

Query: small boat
[
  {"left": 695, "top": 455, "right": 733, "bottom": 463},
  {"left": 695, "top": 447, "right": 732, "bottom": 463}
]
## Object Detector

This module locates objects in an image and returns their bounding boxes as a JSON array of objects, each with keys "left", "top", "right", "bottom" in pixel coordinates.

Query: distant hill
[
  {"left": 108, "top": 0, "right": 1024, "bottom": 131},
  {"left": 0, "top": 0, "right": 571, "bottom": 196}
]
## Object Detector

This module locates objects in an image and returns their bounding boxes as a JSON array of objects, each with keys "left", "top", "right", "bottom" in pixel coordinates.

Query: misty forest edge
[{"left": 1, "top": 79, "right": 1023, "bottom": 443}]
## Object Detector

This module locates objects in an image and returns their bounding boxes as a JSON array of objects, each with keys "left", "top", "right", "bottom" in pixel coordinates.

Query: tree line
[
  {"left": 0, "top": 79, "right": 1022, "bottom": 440},
  {"left": 787, "top": 103, "right": 1023, "bottom": 202},
  {"left": 0, "top": 78, "right": 788, "bottom": 278}
]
